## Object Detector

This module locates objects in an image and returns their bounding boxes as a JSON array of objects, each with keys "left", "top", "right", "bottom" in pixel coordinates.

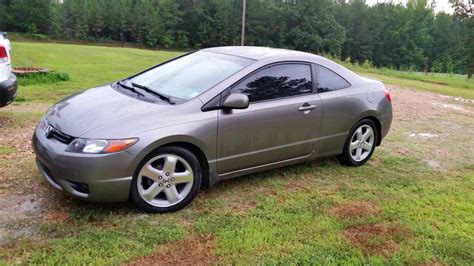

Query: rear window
[{"left": 316, "top": 65, "right": 351, "bottom": 93}]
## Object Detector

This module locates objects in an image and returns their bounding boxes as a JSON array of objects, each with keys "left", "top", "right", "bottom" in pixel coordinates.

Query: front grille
[
  {"left": 45, "top": 122, "right": 75, "bottom": 144},
  {"left": 49, "top": 129, "right": 74, "bottom": 144}
]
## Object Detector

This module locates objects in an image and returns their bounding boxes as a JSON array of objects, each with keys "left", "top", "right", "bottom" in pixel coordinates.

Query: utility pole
[{"left": 241, "top": 0, "right": 246, "bottom": 46}]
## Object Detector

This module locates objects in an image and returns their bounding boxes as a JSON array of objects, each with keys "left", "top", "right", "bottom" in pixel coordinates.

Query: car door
[
  {"left": 313, "top": 64, "right": 359, "bottom": 156},
  {"left": 217, "top": 63, "right": 322, "bottom": 174}
]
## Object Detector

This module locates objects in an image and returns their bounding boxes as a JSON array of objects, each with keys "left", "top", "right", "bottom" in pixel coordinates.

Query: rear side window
[
  {"left": 316, "top": 65, "right": 350, "bottom": 93},
  {"left": 231, "top": 64, "right": 313, "bottom": 103}
]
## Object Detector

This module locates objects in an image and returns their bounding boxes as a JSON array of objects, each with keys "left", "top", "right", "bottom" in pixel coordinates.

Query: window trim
[
  {"left": 313, "top": 63, "right": 351, "bottom": 93},
  {"left": 220, "top": 61, "right": 316, "bottom": 106}
]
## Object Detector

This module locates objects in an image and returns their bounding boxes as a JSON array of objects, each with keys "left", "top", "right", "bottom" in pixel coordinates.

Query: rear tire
[
  {"left": 338, "top": 119, "right": 378, "bottom": 166},
  {"left": 131, "top": 146, "right": 202, "bottom": 213}
]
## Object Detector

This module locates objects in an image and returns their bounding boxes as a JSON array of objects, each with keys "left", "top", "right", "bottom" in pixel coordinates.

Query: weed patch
[
  {"left": 126, "top": 234, "right": 218, "bottom": 265},
  {"left": 330, "top": 201, "right": 379, "bottom": 219},
  {"left": 343, "top": 222, "right": 410, "bottom": 256},
  {"left": 17, "top": 71, "right": 70, "bottom": 86},
  {"left": 0, "top": 145, "right": 16, "bottom": 155}
]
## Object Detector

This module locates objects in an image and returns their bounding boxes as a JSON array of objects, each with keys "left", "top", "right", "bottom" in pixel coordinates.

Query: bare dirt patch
[
  {"left": 1, "top": 103, "right": 50, "bottom": 113},
  {"left": 431, "top": 103, "right": 470, "bottom": 113},
  {"left": 43, "top": 210, "right": 70, "bottom": 223},
  {"left": 330, "top": 201, "right": 379, "bottom": 219},
  {"left": 438, "top": 95, "right": 474, "bottom": 105},
  {"left": 0, "top": 125, "right": 36, "bottom": 161},
  {"left": 416, "top": 260, "right": 445, "bottom": 266},
  {"left": 387, "top": 85, "right": 474, "bottom": 121},
  {"left": 343, "top": 222, "right": 410, "bottom": 256},
  {"left": 389, "top": 86, "right": 445, "bottom": 121},
  {"left": 125, "top": 234, "right": 218, "bottom": 265},
  {"left": 387, "top": 85, "right": 474, "bottom": 171}
]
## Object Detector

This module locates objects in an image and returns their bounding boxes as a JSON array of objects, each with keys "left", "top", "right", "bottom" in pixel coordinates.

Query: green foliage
[
  {"left": 0, "top": 0, "right": 472, "bottom": 75},
  {"left": 1, "top": 0, "right": 472, "bottom": 76},
  {"left": 17, "top": 71, "right": 70, "bottom": 86},
  {"left": 24, "top": 33, "right": 50, "bottom": 41}
]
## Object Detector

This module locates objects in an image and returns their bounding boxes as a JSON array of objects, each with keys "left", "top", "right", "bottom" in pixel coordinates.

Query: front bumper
[
  {"left": 32, "top": 124, "right": 136, "bottom": 202},
  {"left": 0, "top": 74, "right": 17, "bottom": 107}
]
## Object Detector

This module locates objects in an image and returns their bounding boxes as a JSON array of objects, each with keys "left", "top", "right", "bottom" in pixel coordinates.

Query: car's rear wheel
[
  {"left": 131, "top": 146, "right": 202, "bottom": 213},
  {"left": 338, "top": 119, "right": 378, "bottom": 166}
]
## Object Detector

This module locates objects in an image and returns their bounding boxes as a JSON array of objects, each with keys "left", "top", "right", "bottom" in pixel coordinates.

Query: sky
[{"left": 365, "top": 0, "right": 455, "bottom": 13}]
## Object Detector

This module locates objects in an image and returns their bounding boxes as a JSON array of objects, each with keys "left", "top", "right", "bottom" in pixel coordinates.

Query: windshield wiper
[
  {"left": 117, "top": 80, "right": 145, "bottom": 97},
  {"left": 132, "top": 82, "right": 175, "bottom": 105}
]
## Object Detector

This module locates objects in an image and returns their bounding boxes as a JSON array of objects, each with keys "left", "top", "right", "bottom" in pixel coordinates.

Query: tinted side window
[
  {"left": 317, "top": 66, "right": 350, "bottom": 93},
  {"left": 231, "top": 64, "right": 313, "bottom": 102}
]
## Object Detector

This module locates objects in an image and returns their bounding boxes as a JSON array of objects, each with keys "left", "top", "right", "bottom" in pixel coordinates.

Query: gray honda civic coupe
[{"left": 33, "top": 46, "right": 392, "bottom": 213}]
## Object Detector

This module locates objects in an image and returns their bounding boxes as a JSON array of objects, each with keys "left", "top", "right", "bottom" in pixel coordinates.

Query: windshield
[{"left": 130, "top": 51, "right": 255, "bottom": 100}]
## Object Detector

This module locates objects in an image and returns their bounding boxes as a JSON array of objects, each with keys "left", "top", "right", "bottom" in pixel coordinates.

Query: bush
[
  {"left": 361, "top": 60, "right": 374, "bottom": 69},
  {"left": 25, "top": 33, "right": 50, "bottom": 41},
  {"left": 17, "top": 71, "right": 70, "bottom": 86}
]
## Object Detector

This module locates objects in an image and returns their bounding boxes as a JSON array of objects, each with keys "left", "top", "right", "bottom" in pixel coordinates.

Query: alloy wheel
[
  {"left": 137, "top": 154, "right": 194, "bottom": 207},
  {"left": 349, "top": 124, "right": 375, "bottom": 162}
]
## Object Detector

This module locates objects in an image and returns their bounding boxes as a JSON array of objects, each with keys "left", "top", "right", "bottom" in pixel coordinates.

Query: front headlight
[{"left": 66, "top": 138, "right": 138, "bottom": 154}]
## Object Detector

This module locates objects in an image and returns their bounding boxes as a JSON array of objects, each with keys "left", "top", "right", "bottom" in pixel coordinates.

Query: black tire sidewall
[
  {"left": 340, "top": 119, "right": 378, "bottom": 166},
  {"left": 131, "top": 146, "right": 202, "bottom": 213}
]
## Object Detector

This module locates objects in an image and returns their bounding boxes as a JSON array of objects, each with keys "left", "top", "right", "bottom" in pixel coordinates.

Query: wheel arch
[
  {"left": 134, "top": 137, "right": 211, "bottom": 189},
  {"left": 159, "top": 141, "right": 210, "bottom": 188}
]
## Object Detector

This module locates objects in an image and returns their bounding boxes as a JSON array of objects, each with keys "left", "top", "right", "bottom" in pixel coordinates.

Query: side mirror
[{"left": 222, "top": 93, "right": 249, "bottom": 109}]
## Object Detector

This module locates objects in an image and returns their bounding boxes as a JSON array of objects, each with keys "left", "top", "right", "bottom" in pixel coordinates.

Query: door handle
[{"left": 298, "top": 104, "right": 317, "bottom": 112}]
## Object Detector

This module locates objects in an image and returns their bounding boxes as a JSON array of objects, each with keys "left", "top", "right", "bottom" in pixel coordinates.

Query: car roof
[{"left": 202, "top": 46, "right": 314, "bottom": 61}]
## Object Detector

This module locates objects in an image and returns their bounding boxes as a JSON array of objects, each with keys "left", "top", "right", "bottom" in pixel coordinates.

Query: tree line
[{"left": 0, "top": 0, "right": 472, "bottom": 76}]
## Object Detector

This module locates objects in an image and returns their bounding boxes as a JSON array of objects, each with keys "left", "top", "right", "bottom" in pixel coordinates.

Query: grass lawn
[
  {"left": 340, "top": 63, "right": 474, "bottom": 100},
  {"left": 0, "top": 42, "right": 473, "bottom": 265},
  {"left": 11, "top": 42, "right": 182, "bottom": 103}
]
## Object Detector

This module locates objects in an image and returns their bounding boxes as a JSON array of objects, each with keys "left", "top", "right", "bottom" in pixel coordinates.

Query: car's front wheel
[
  {"left": 131, "top": 146, "right": 202, "bottom": 213},
  {"left": 338, "top": 119, "right": 378, "bottom": 166}
]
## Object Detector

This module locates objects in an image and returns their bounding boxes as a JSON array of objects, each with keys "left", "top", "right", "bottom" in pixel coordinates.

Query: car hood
[{"left": 45, "top": 85, "right": 174, "bottom": 137}]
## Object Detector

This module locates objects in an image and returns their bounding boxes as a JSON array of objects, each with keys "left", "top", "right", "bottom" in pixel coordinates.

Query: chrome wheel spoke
[
  {"left": 140, "top": 165, "right": 162, "bottom": 181},
  {"left": 163, "top": 156, "right": 178, "bottom": 175},
  {"left": 173, "top": 170, "right": 193, "bottom": 184},
  {"left": 164, "top": 185, "right": 180, "bottom": 204},
  {"left": 142, "top": 182, "right": 163, "bottom": 201},
  {"left": 356, "top": 147, "right": 362, "bottom": 160},
  {"left": 362, "top": 128, "right": 373, "bottom": 142},
  {"left": 350, "top": 141, "right": 358, "bottom": 151},
  {"left": 356, "top": 127, "right": 363, "bottom": 141},
  {"left": 363, "top": 141, "right": 372, "bottom": 151}
]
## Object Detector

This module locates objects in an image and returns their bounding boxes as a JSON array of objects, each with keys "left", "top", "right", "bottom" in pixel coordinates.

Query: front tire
[
  {"left": 338, "top": 119, "right": 378, "bottom": 166},
  {"left": 131, "top": 146, "right": 202, "bottom": 213}
]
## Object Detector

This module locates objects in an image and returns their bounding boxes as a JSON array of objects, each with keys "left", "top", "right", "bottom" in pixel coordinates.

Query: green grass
[
  {"left": 17, "top": 71, "right": 70, "bottom": 86},
  {"left": 339, "top": 62, "right": 474, "bottom": 99},
  {"left": 190, "top": 155, "right": 473, "bottom": 264},
  {"left": 11, "top": 42, "right": 182, "bottom": 103},
  {"left": 8, "top": 41, "right": 474, "bottom": 104},
  {"left": 22, "top": 220, "right": 184, "bottom": 264},
  {"left": 0, "top": 145, "right": 16, "bottom": 155},
  {"left": 0, "top": 42, "right": 473, "bottom": 265}
]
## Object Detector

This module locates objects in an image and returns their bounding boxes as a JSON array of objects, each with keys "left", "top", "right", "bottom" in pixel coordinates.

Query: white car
[{"left": 0, "top": 32, "right": 17, "bottom": 107}]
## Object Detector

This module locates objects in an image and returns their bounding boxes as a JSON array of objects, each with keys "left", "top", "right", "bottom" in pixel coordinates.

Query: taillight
[
  {"left": 384, "top": 88, "right": 391, "bottom": 103},
  {"left": 0, "top": 45, "right": 8, "bottom": 63}
]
